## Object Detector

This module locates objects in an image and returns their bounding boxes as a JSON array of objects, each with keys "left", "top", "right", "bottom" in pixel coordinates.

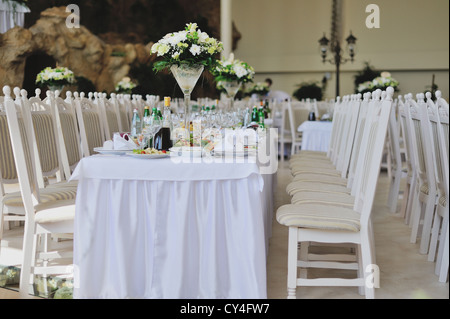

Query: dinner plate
[
  {"left": 94, "top": 147, "right": 134, "bottom": 155},
  {"left": 126, "top": 153, "right": 169, "bottom": 159},
  {"left": 214, "top": 150, "right": 256, "bottom": 157}
]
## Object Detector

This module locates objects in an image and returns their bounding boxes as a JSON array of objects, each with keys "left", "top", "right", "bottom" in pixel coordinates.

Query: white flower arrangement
[
  {"left": 247, "top": 82, "right": 270, "bottom": 96},
  {"left": 357, "top": 71, "right": 399, "bottom": 94},
  {"left": 115, "top": 76, "right": 137, "bottom": 94},
  {"left": 212, "top": 53, "right": 255, "bottom": 84},
  {"left": 35, "top": 66, "right": 75, "bottom": 87},
  {"left": 151, "top": 22, "right": 223, "bottom": 72}
]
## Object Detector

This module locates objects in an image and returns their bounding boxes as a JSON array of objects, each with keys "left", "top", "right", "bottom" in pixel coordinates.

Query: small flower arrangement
[
  {"left": 357, "top": 72, "right": 399, "bottom": 94},
  {"left": 212, "top": 53, "right": 255, "bottom": 84},
  {"left": 246, "top": 82, "right": 270, "bottom": 96},
  {"left": 35, "top": 66, "right": 75, "bottom": 88},
  {"left": 115, "top": 76, "right": 137, "bottom": 94},
  {"left": 151, "top": 22, "right": 223, "bottom": 72}
]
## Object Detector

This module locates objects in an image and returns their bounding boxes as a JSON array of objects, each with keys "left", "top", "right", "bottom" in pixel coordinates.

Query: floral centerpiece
[
  {"left": 246, "top": 82, "right": 270, "bottom": 97},
  {"left": 151, "top": 22, "right": 223, "bottom": 73},
  {"left": 35, "top": 66, "right": 75, "bottom": 91},
  {"left": 357, "top": 72, "right": 399, "bottom": 94},
  {"left": 212, "top": 53, "right": 255, "bottom": 84},
  {"left": 151, "top": 23, "right": 223, "bottom": 141},
  {"left": 212, "top": 53, "right": 254, "bottom": 109},
  {"left": 115, "top": 76, "right": 137, "bottom": 94}
]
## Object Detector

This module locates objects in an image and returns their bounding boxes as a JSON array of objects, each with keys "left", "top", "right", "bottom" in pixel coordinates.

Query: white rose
[{"left": 189, "top": 44, "right": 201, "bottom": 56}]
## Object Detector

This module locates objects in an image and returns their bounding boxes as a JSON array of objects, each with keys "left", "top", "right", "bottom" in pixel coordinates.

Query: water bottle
[{"left": 131, "top": 109, "right": 141, "bottom": 137}]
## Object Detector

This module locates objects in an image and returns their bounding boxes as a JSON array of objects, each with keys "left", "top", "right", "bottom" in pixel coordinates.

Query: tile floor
[{"left": 1, "top": 161, "right": 448, "bottom": 299}]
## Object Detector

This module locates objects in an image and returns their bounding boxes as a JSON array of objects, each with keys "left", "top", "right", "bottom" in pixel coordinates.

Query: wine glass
[{"left": 148, "top": 116, "right": 162, "bottom": 149}]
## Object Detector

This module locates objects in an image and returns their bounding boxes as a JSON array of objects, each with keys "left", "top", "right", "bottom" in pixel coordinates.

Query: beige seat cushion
[
  {"left": 46, "top": 180, "right": 78, "bottom": 189},
  {"left": 289, "top": 160, "right": 335, "bottom": 170},
  {"left": 35, "top": 204, "right": 75, "bottom": 224},
  {"left": 291, "top": 191, "right": 355, "bottom": 208},
  {"left": 276, "top": 204, "right": 361, "bottom": 232},
  {"left": 291, "top": 167, "right": 342, "bottom": 177},
  {"left": 291, "top": 151, "right": 327, "bottom": 159},
  {"left": 2, "top": 187, "right": 77, "bottom": 213},
  {"left": 286, "top": 181, "right": 350, "bottom": 196},
  {"left": 292, "top": 173, "right": 348, "bottom": 186},
  {"left": 439, "top": 195, "right": 446, "bottom": 207}
]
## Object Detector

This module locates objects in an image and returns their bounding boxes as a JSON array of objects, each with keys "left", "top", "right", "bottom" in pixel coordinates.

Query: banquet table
[
  {"left": 70, "top": 151, "right": 276, "bottom": 299},
  {"left": 297, "top": 120, "right": 333, "bottom": 152}
]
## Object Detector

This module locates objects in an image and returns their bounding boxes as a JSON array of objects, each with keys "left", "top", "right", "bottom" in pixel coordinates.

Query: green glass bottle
[
  {"left": 258, "top": 107, "right": 265, "bottom": 128},
  {"left": 251, "top": 106, "right": 259, "bottom": 124}
]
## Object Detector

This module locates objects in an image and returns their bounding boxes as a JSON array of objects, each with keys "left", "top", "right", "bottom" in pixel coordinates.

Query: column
[{"left": 220, "top": 0, "right": 232, "bottom": 59}]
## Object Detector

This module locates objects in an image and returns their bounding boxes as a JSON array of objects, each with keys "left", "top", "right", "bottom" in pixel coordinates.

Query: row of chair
[
  {"left": 276, "top": 87, "right": 395, "bottom": 299},
  {"left": 387, "top": 91, "right": 449, "bottom": 283},
  {"left": 0, "top": 86, "right": 150, "bottom": 296}
]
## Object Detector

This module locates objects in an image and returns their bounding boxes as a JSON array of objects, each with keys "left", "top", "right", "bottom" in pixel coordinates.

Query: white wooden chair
[
  {"left": 276, "top": 87, "right": 394, "bottom": 299},
  {"left": 426, "top": 91, "right": 448, "bottom": 282},
  {"left": 73, "top": 92, "right": 105, "bottom": 157},
  {"left": 397, "top": 95, "right": 418, "bottom": 224},
  {"left": 386, "top": 98, "right": 406, "bottom": 213},
  {"left": 406, "top": 94, "right": 439, "bottom": 255},
  {"left": 111, "top": 93, "right": 130, "bottom": 133},
  {"left": 2, "top": 85, "right": 75, "bottom": 297},
  {"left": 278, "top": 99, "right": 309, "bottom": 160}
]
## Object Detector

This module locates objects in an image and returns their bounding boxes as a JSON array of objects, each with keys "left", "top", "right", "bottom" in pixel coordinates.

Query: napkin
[
  {"left": 103, "top": 140, "right": 114, "bottom": 150},
  {"left": 113, "top": 132, "right": 138, "bottom": 150}
]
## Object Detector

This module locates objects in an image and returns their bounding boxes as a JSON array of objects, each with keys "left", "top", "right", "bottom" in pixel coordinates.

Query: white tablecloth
[
  {"left": 70, "top": 154, "right": 275, "bottom": 299},
  {"left": 298, "top": 121, "right": 333, "bottom": 152}
]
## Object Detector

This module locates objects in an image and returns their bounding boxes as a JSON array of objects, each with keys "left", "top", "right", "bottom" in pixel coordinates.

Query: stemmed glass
[{"left": 148, "top": 116, "right": 162, "bottom": 149}]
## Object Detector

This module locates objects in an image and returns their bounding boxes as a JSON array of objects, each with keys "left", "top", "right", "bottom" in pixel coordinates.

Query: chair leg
[
  {"left": 405, "top": 179, "right": 417, "bottom": 226},
  {"left": 287, "top": 227, "right": 298, "bottom": 299},
  {"left": 361, "top": 232, "right": 376, "bottom": 299},
  {"left": 356, "top": 245, "right": 365, "bottom": 296},
  {"left": 19, "top": 222, "right": 35, "bottom": 298},
  {"left": 438, "top": 222, "right": 449, "bottom": 283},
  {"left": 419, "top": 200, "right": 437, "bottom": 255},
  {"left": 435, "top": 215, "right": 449, "bottom": 276},
  {"left": 428, "top": 212, "right": 442, "bottom": 262},
  {"left": 400, "top": 180, "right": 410, "bottom": 219},
  {"left": 410, "top": 200, "right": 424, "bottom": 244}
]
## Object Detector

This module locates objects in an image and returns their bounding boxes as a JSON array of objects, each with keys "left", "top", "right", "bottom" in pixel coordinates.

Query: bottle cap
[{"left": 164, "top": 97, "right": 171, "bottom": 106}]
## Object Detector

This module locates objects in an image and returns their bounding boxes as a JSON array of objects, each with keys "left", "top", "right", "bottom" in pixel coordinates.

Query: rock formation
[{"left": 0, "top": 6, "right": 154, "bottom": 93}]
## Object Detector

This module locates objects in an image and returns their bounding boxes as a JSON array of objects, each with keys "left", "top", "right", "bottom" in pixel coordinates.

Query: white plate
[
  {"left": 94, "top": 147, "right": 134, "bottom": 155},
  {"left": 214, "top": 150, "right": 256, "bottom": 157},
  {"left": 126, "top": 153, "right": 169, "bottom": 159}
]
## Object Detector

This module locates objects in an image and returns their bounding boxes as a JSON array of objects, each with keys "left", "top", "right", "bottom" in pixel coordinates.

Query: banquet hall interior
[{"left": 0, "top": 0, "right": 449, "bottom": 301}]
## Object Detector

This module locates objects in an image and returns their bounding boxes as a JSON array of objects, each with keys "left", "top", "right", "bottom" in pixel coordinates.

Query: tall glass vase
[
  {"left": 170, "top": 64, "right": 204, "bottom": 140},
  {"left": 221, "top": 80, "right": 242, "bottom": 111}
]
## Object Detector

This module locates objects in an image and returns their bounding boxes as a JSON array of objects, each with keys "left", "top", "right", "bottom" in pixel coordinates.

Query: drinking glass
[{"left": 148, "top": 117, "right": 162, "bottom": 149}]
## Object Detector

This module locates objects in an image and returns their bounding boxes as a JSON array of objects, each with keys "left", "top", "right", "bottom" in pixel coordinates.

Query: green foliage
[
  {"left": 354, "top": 62, "right": 380, "bottom": 93},
  {"left": 293, "top": 82, "right": 323, "bottom": 101}
]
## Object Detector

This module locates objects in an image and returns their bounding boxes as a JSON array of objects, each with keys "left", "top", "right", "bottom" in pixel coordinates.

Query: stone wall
[{"left": 0, "top": 6, "right": 154, "bottom": 94}]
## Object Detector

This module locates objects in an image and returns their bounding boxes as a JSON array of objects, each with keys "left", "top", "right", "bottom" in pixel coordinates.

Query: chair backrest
[
  {"left": 335, "top": 94, "right": 362, "bottom": 176},
  {"left": 387, "top": 97, "right": 403, "bottom": 178},
  {"left": 98, "top": 93, "right": 120, "bottom": 140},
  {"left": 111, "top": 93, "right": 130, "bottom": 132},
  {"left": 406, "top": 93, "right": 435, "bottom": 194},
  {"left": 355, "top": 87, "right": 394, "bottom": 226},
  {"left": 426, "top": 91, "right": 449, "bottom": 203},
  {"left": 351, "top": 89, "right": 384, "bottom": 197},
  {"left": 0, "top": 98, "right": 19, "bottom": 186},
  {"left": 2, "top": 86, "right": 40, "bottom": 214},
  {"left": 398, "top": 95, "right": 416, "bottom": 178},
  {"left": 74, "top": 92, "right": 105, "bottom": 156},
  {"left": 18, "top": 88, "right": 64, "bottom": 188}
]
